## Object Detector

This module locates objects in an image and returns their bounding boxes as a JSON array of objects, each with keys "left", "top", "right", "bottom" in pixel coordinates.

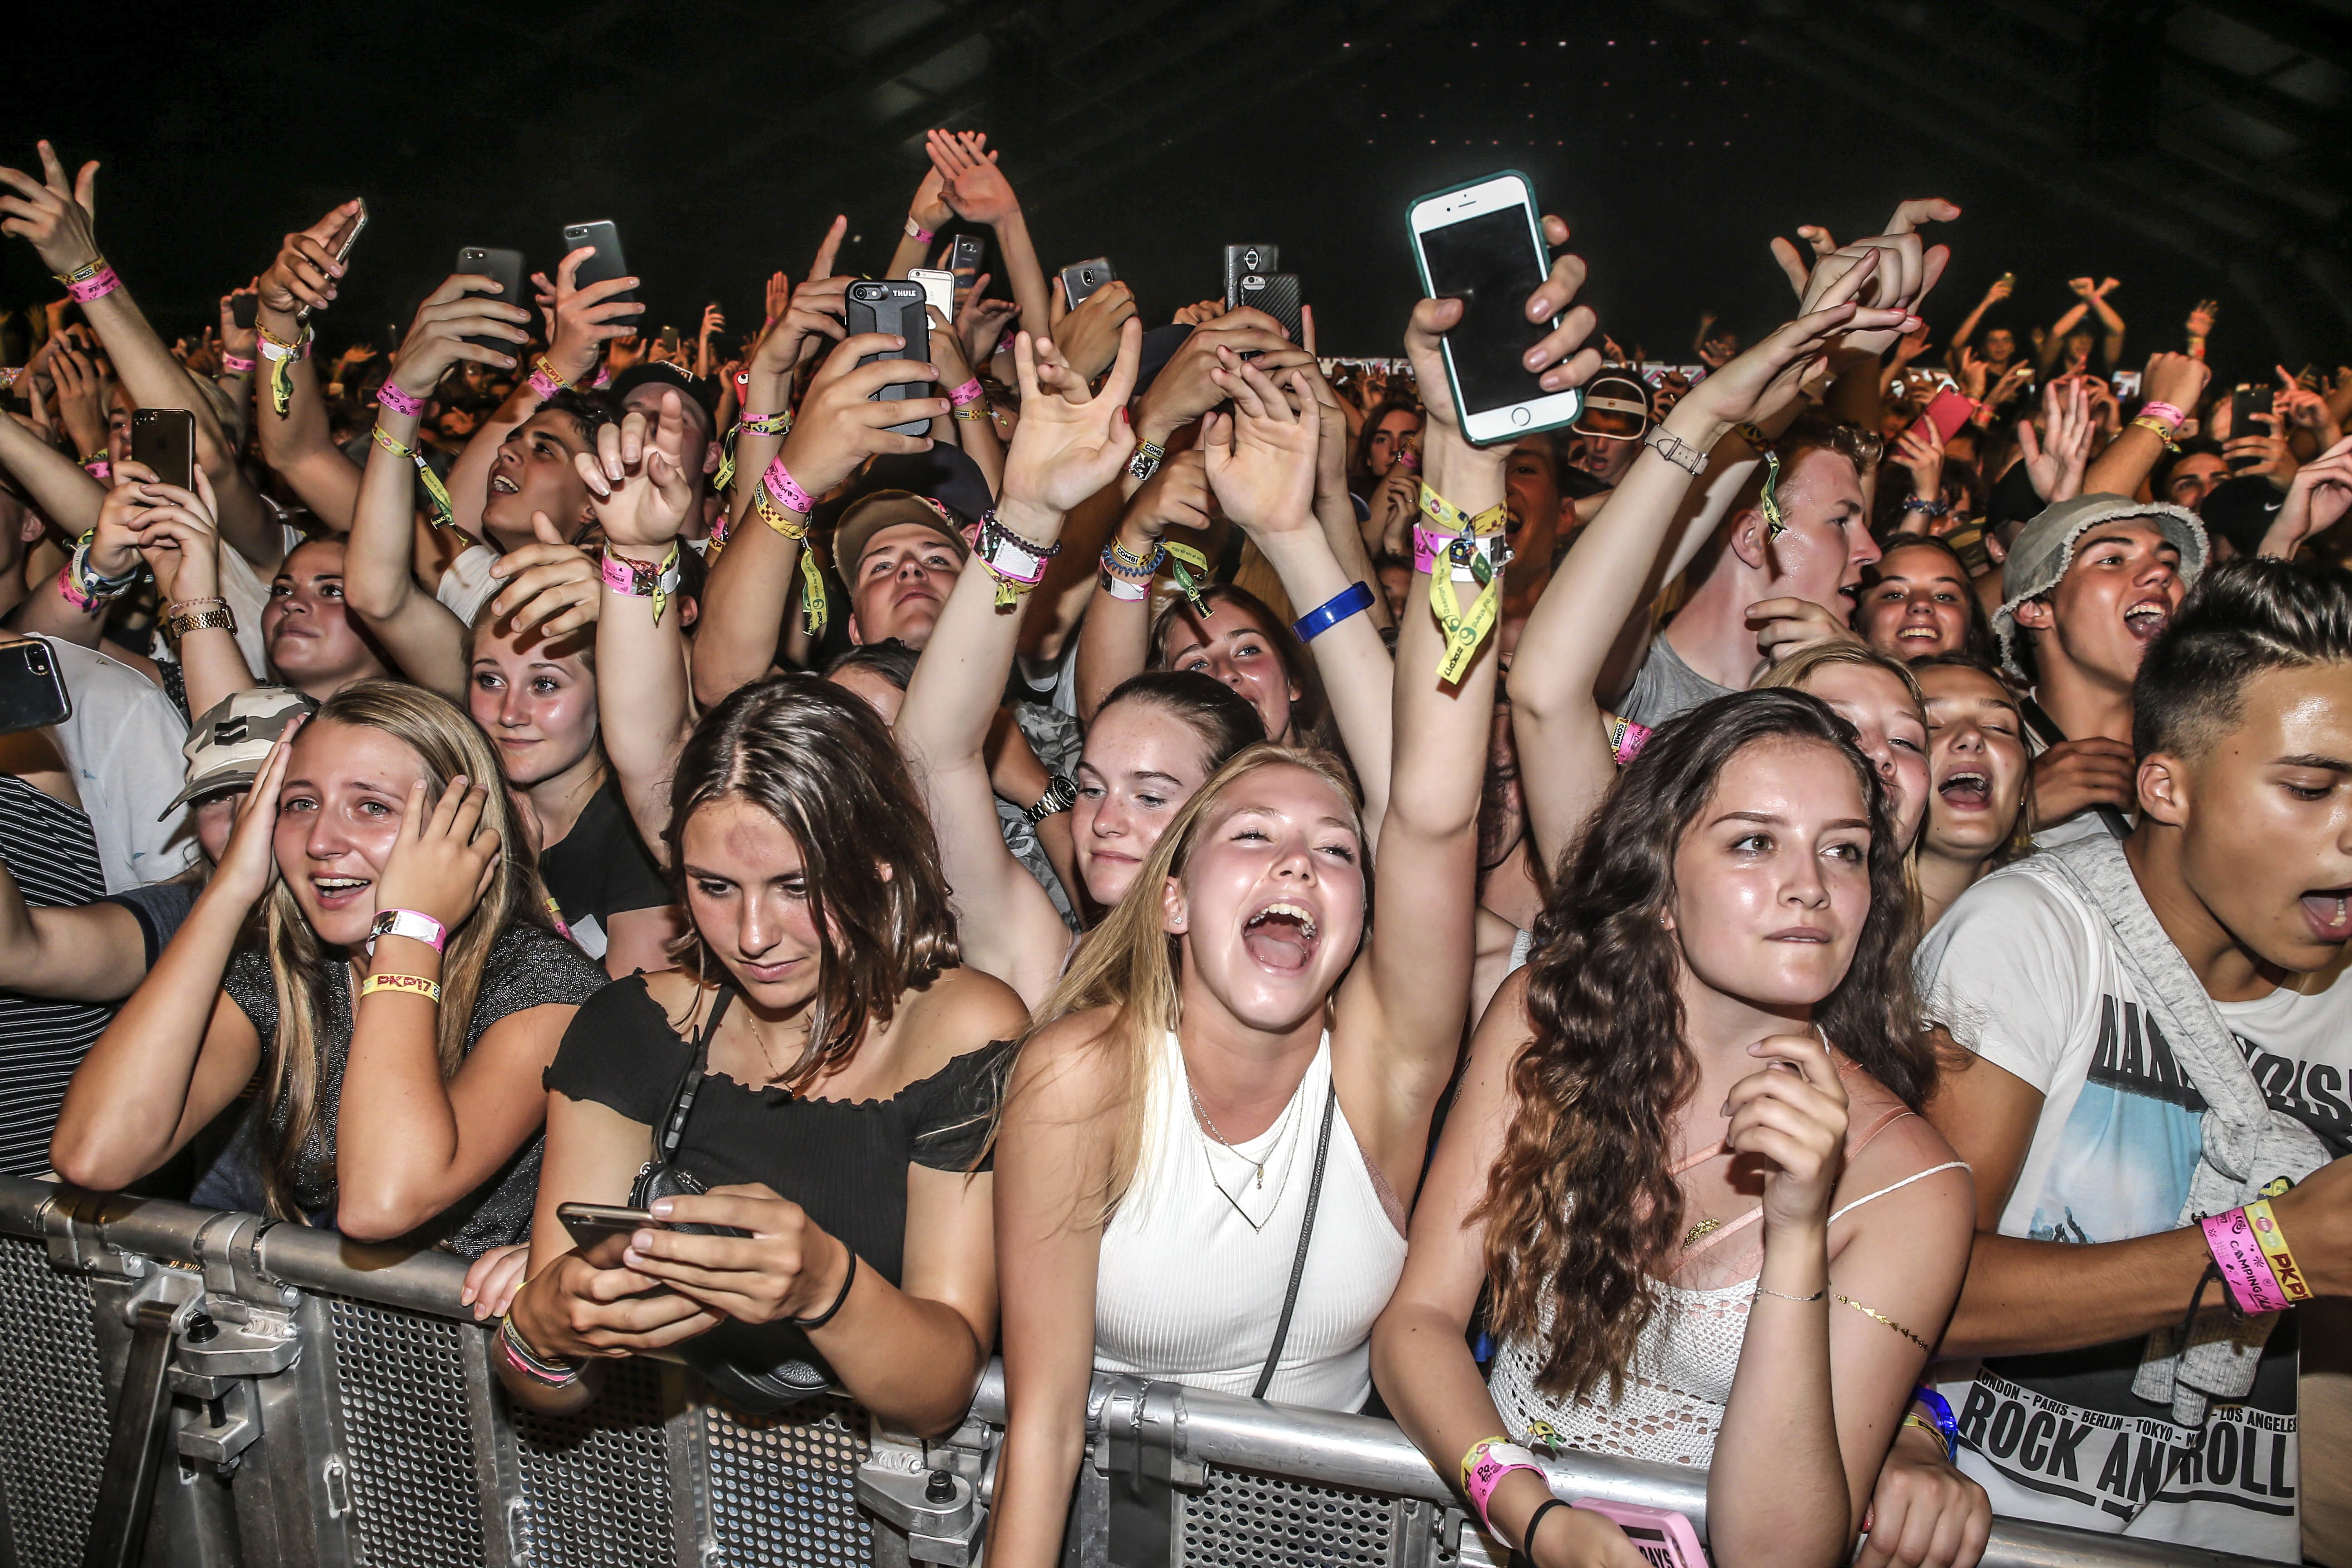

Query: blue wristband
[
  {"left": 1912, "top": 1384, "right": 1959, "bottom": 1463},
  {"left": 1292, "top": 580, "right": 1375, "bottom": 642}
]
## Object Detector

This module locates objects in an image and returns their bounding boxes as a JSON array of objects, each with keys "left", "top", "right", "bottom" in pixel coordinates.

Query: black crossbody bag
[{"left": 631, "top": 985, "right": 832, "bottom": 1411}]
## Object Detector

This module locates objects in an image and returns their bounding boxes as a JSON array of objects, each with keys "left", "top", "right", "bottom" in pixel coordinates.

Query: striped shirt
[{"left": 0, "top": 775, "right": 110, "bottom": 1176}]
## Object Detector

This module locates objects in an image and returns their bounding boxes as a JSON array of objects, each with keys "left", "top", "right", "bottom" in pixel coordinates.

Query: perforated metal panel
[
  {"left": 0, "top": 1237, "right": 107, "bottom": 1568},
  {"left": 326, "top": 1295, "right": 489, "bottom": 1568},
  {"left": 699, "top": 1392, "right": 872, "bottom": 1567},
  {"left": 511, "top": 1353, "right": 677, "bottom": 1566},
  {"left": 1180, "top": 1465, "right": 1402, "bottom": 1568}
]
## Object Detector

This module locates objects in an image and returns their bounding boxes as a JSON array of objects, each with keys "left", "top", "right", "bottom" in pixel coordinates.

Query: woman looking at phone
[{"left": 493, "top": 394, "right": 1027, "bottom": 1436}]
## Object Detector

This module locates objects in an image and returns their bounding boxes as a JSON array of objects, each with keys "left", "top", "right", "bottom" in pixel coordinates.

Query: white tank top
[{"left": 1093, "top": 1030, "right": 1408, "bottom": 1411}]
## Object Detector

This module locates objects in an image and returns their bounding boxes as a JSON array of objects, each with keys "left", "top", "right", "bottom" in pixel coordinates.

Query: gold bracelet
[
  {"left": 1838, "top": 1294, "right": 1932, "bottom": 1351},
  {"left": 165, "top": 606, "right": 236, "bottom": 641}
]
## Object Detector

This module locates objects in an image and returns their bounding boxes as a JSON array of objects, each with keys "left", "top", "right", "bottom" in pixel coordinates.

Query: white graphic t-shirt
[{"left": 1917, "top": 862, "right": 2351, "bottom": 1561}]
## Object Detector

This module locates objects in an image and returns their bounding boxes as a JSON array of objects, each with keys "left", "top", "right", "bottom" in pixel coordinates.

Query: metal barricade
[{"left": 0, "top": 1177, "right": 2271, "bottom": 1568}]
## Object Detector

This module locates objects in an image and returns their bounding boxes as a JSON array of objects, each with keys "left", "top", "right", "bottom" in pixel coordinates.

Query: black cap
[
  {"left": 610, "top": 361, "right": 718, "bottom": 422},
  {"left": 2200, "top": 475, "right": 2286, "bottom": 559}
]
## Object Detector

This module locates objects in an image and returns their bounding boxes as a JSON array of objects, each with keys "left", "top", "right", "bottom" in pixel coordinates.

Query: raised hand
[
  {"left": 1726, "top": 1029, "right": 1850, "bottom": 1235},
  {"left": 2067, "top": 276, "right": 2097, "bottom": 299},
  {"left": 1685, "top": 250, "right": 1908, "bottom": 431},
  {"left": 487, "top": 511, "right": 603, "bottom": 637},
  {"left": 214, "top": 719, "right": 303, "bottom": 909},
  {"left": 908, "top": 162, "right": 955, "bottom": 237},
  {"left": 750, "top": 274, "right": 849, "bottom": 375},
  {"left": 2224, "top": 412, "right": 2298, "bottom": 489},
  {"left": 927, "top": 129, "right": 1019, "bottom": 225},
  {"left": 1892, "top": 417, "right": 1945, "bottom": 503},
  {"left": 2017, "top": 377, "right": 2093, "bottom": 503},
  {"left": 764, "top": 270, "right": 791, "bottom": 327},
  {"left": 0, "top": 140, "right": 101, "bottom": 278},
  {"left": 122, "top": 463, "right": 225, "bottom": 607},
  {"left": 2261, "top": 436, "right": 2352, "bottom": 559},
  {"left": 775, "top": 334, "right": 948, "bottom": 498},
  {"left": 1202, "top": 351, "right": 1319, "bottom": 536},
  {"left": 576, "top": 389, "right": 699, "bottom": 548},
  {"left": 1122, "top": 448, "right": 1212, "bottom": 549},
  {"left": 255, "top": 200, "right": 364, "bottom": 316},
  {"left": 49, "top": 343, "right": 108, "bottom": 460},
  {"left": 1794, "top": 199, "right": 1954, "bottom": 355},
  {"left": 956, "top": 272, "right": 1019, "bottom": 368},
  {"left": 387, "top": 274, "right": 533, "bottom": 401},
  {"left": 372, "top": 774, "right": 500, "bottom": 934},
  {"left": 1044, "top": 279, "right": 1137, "bottom": 395},
  {"left": 220, "top": 286, "right": 260, "bottom": 365},
  {"left": 540, "top": 245, "right": 645, "bottom": 387},
  {"left": 2185, "top": 299, "right": 2218, "bottom": 338},
  {"left": 1000, "top": 321, "right": 1142, "bottom": 518},
  {"left": 1984, "top": 274, "right": 2015, "bottom": 304}
]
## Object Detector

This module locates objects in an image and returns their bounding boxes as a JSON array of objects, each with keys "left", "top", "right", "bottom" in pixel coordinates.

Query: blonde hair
[
  {"left": 1016, "top": 741, "right": 1365, "bottom": 1217},
  {"left": 261, "top": 680, "right": 552, "bottom": 1220}
]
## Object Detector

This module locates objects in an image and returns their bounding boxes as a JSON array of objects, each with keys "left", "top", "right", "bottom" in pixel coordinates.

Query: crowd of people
[{"left": 1, "top": 128, "right": 2348, "bottom": 1568}]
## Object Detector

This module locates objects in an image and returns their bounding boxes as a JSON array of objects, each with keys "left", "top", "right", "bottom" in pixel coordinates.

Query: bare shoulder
[
  {"left": 896, "top": 965, "right": 1031, "bottom": 1064},
  {"left": 1835, "top": 1066, "right": 1973, "bottom": 1222},
  {"left": 1002, "top": 1006, "right": 1125, "bottom": 1120}
]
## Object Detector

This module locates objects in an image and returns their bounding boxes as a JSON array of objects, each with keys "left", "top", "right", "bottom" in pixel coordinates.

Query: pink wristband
[
  {"left": 529, "top": 365, "right": 565, "bottom": 400},
  {"left": 55, "top": 565, "right": 96, "bottom": 614},
  {"left": 83, "top": 460, "right": 110, "bottom": 481},
  {"left": 591, "top": 362, "right": 613, "bottom": 390},
  {"left": 66, "top": 266, "right": 121, "bottom": 304},
  {"left": 220, "top": 351, "right": 255, "bottom": 375},
  {"left": 948, "top": 377, "right": 984, "bottom": 408},
  {"left": 376, "top": 380, "right": 425, "bottom": 417},
  {"left": 1465, "top": 1446, "right": 1545, "bottom": 1534},
  {"left": 907, "top": 220, "right": 936, "bottom": 245},
  {"left": 2138, "top": 401, "right": 2186, "bottom": 428},
  {"left": 2203, "top": 1207, "right": 2291, "bottom": 1313},
  {"left": 760, "top": 456, "right": 813, "bottom": 516}
]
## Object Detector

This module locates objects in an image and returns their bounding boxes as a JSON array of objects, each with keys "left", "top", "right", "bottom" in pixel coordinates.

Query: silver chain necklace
[{"left": 1187, "top": 1078, "right": 1306, "bottom": 1231}]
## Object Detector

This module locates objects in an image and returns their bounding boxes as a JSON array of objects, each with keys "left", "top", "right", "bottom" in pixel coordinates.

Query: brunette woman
[
  {"left": 494, "top": 391, "right": 1027, "bottom": 1437},
  {"left": 53, "top": 681, "right": 604, "bottom": 1250},
  {"left": 984, "top": 244, "right": 1592, "bottom": 1567},
  {"left": 1909, "top": 655, "right": 2032, "bottom": 930},
  {"left": 1853, "top": 535, "right": 2000, "bottom": 666}
]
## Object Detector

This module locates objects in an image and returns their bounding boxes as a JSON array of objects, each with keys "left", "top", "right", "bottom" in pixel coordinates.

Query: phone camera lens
[{"left": 26, "top": 652, "right": 47, "bottom": 674}]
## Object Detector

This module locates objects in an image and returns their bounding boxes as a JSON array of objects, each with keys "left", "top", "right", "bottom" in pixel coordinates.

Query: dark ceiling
[{"left": 4, "top": 0, "right": 2343, "bottom": 382}]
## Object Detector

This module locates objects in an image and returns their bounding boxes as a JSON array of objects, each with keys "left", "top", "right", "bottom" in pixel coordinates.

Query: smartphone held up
[{"left": 1408, "top": 171, "right": 1579, "bottom": 445}]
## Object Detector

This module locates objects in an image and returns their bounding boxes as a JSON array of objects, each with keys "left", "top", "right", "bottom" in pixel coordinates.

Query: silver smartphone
[
  {"left": 910, "top": 267, "right": 955, "bottom": 321},
  {"left": 1408, "top": 172, "right": 1580, "bottom": 446}
]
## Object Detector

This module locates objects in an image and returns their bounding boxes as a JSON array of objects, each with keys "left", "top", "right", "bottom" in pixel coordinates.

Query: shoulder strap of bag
[
  {"left": 1252, "top": 1079, "right": 1339, "bottom": 1401},
  {"left": 653, "top": 985, "right": 736, "bottom": 1160},
  {"left": 2016, "top": 695, "right": 2129, "bottom": 841}
]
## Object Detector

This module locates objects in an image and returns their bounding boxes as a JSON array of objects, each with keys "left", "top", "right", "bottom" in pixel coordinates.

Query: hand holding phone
[
  {"left": 558, "top": 1202, "right": 664, "bottom": 1257},
  {"left": 130, "top": 408, "right": 196, "bottom": 493},
  {"left": 561, "top": 221, "right": 634, "bottom": 306},
  {"left": 845, "top": 279, "right": 935, "bottom": 437},
  {"left": 1407, "top": 172, "right": 1586, "bottom": 444},
  {"left": 455, "top": 247, "right": 526, "bottom": 353}
]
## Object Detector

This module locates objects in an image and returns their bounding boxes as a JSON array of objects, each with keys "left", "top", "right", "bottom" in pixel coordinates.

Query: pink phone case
[
  {"left": 1573, "top": 1498, "right": 1711, "bottom": 1568},
  {"left": 1911, "top": 387, "right": 1976, "bottom": 446}
]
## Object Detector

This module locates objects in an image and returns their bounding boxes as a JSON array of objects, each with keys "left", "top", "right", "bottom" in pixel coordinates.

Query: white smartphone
[
  {"left": 1408, "top": 172, "right": 1581, "bottom": 446},
  {"left": 910, "top": 267, "right": 955, "bottom": 322}
]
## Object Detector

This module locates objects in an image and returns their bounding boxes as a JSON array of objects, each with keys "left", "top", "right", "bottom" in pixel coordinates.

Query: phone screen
[{"left": 1419, "top": 208, "right": 1548, "bottom": 416}]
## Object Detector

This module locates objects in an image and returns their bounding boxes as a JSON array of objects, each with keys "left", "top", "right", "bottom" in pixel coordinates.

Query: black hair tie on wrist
[
  {"left": 1519, "top": 1497, "right": 1569, "bottom": 1564},
  {"left": 790, "top": 1246, "right": 858, "bottom": 1330}
]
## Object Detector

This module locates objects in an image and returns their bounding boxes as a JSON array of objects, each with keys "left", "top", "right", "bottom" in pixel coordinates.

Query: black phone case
[
  {"left": 130, "top": 408, "right": 196, "bottom": 493},
  {"left": 1060, "top": 257, "right": 1117, "bottom": 311},
  {"left": 0, "top": 642, "right": 72, "bottom": 736},
  {"left": 562, "top": 223, "right": 633, "bottom": 305},
  {"left": 456, "top": 248, "right": 526, "bottom": 355},
  {"left": 1224, "top": 243, "right": 1279, "bottom": 311},
  {"left": 1235, "top": 272, "right": 1304, "bottom": 345},
  {"left": 231, "top": 294, "right": 260, "bottom": 330},
  {"left": 846, "top": 281, "right": 933, "bottom": 438}
]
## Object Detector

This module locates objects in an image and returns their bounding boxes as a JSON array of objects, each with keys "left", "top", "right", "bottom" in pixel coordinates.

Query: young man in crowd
[
  {"left": 1921, "top": 557, "right": 2351, "bottom": 1559},
  {"left": 1991, "top": 494, "right": 2205, "bottom": 845}
]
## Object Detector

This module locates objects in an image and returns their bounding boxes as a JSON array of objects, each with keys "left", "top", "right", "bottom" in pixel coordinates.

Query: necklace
[
  {"left": 1187, "top": 1077, "right": 1308, "bottom": 1232},
  {"left": 1188, "top": 1080, "right": 1291, "bottom": 1189}
]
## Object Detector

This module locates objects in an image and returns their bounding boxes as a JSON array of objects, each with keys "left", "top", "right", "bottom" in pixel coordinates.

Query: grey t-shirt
[{"left": 1619, "top": 630, "right": 1737, "bottom": 732}]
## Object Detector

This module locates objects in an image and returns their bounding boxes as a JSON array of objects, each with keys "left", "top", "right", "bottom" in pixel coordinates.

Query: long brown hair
[
  {"left": 1476, "top": 689, "right": 1932, "bottom": 1403},
  {"left": 1150, "top": 583, "right": 1338, "bottom": 754},
  {"left": 1018, "top": 741, "right": 1365, "bottom": 1216},
  {"left": 262, "top": 681, "right": 551, "bottom": 1220},
  {"left": 665, "top": 676, "right": 960, "bottom": 1088}
]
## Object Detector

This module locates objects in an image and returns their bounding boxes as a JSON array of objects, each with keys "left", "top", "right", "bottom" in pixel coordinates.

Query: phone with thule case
[
  {"left": 846, "top": 279, "right": 934, "bottom": 437},
  {"left": 1234, "top": 271, "right": 1304, "bottom": 346},
  {"left": 560, "top": 221, "right": 633, "bottom": 305},
  {"left": 0, "top": 640, "right": 71, "bottom": 735},
  {"left": 1408, "top": 171, "right": 1579, "bottom": 445},
  {"left": 1224, "top": 243, "right": 1277, "bottom": 310},
  {"left": 456, "top": 247, "right": 526, "bottom": 354},
  {"left": 131, "top": 408, "right": 196, "bottom": 492}
]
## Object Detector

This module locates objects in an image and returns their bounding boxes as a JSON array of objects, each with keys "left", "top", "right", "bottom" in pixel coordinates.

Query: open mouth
[
  {"left": 1241, "top": 901, "right": 1319, "bottom": 974},
  {"left": 1897, "top": 625, "right": 1944, "bottom": 645},
  {"left": 2300, "top": 888, "right": 2352, "bottom": 943},
  {"left": 1938, "top": 770, "right": 1992, "bottom": 810},
  {"left": 2123, "top": 600, "right": 2171, "bottom": 642},
  {"left": 311, "top": 874, "right": 371, "bottom": 907},
  {"left": 490, "top": 475, "right": 520, "bottom": 495}
]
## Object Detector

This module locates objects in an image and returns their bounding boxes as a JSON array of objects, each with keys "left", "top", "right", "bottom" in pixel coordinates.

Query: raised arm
[
  {"left": 0, "top": 398, "right": 104, "bottom": 537},
  {"left": 1201, "top": 354, "right": 1396, "bottom": 836},
  {"left": 897, "top": 322, "right": 1141, "bottom": 1007},
  {"left": 578, "top": 391, "right": 701, "bottom": 858},
  {"left": 250, "top": 206, "right": 368, "bottom": 529},
  {"left": 2084, "top": 277, "right": 2126, "bottom": 364},
  {"left": 49, "top": 730, "right": 295, "bottom": 1188},
  {"left": 889, "top": 159, "right": 955, "bottom": 279},
  {"left": 1944, "top": 274, "right": 2010, "bottom": 362},
  {"left": 0, "top": 142, "right": 279, "bottom": 573},
  {"left": 2082, "top": 351, "right": 2210, "bottom": 499},
  {"left": 131, "top": 466, "right": 259, "bottom": 717},
  {"left": 929, "top": 132, "right": 1050, "bottom": 344},
  {"left": 1072, "top": 451, "right": 1212, "bottom": 721},
  {"left": 343, "top": 275, "right": 535, "bottom": 696}
]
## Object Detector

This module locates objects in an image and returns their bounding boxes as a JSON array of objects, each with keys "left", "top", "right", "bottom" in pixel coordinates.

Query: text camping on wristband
[{"left": 1407, "top": 171, "right": 1582, "bottom": 446}]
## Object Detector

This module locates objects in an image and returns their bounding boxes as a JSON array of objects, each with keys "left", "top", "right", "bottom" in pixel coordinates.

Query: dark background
[{"left": 4, "top": 0, "right": 2343, "bottom": 386}]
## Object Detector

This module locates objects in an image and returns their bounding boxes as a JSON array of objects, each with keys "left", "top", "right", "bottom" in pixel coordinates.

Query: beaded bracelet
[{"left": 975, "top": 510, "right": 1060, "bottom": 607}]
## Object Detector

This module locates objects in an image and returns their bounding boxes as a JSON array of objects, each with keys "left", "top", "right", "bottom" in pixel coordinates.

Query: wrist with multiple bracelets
[
  {"left": 1416, "top": 482, "right": 1509, "bottom": 683},
  {"left": 528, "top": 354, "right": 581, "bottom": 401},
  {"left": 599, "top": 541, "right": 684, "bottom": 625},
  {"left": 369, "top": 425, "right": 456, "bottom": 528},
  {"left": 57, "top": 528, "right": 140, "bottom": 614},
  {"left": 54, "top": 255, "right": 121, "bottom": 304},
  {"left": 713, "top": 409, "right": 791, "bottom": 496},
  {"left": 255, "top": 322, "right": 311, "bottom": 415},
  {"left": 164, "top": 597, "right": 235, "bottom": 642},
  {"left": 975, "top": 509, "right": 1061, "bottom": 607},
  {"left": 2200, "top": 1177, "right": 2311, "bottom": 1315}
]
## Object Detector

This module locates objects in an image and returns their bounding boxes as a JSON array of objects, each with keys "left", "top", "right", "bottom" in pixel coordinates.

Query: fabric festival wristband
[
  {"left": 65, "top": 265, "right": 122, "bottom": 304},
  {"left": 55, "top": 565, "right": 98, "bottom": 614},
  {"left": 1293, "top": 581, "right": 1374, "bottom": 642},
  {"left": 2243, "top": 1197, "right": 2312, "bottom": 1303},
  {"left": 1463, "top": 1443, "right": 1544, "bottom": 1533},
  {"left": 2202, "top": 1207, "right": 2291, "bottom": 1313},
  {"left": 528, "top": 363, "right": 566, "bottom": 400},
  {"left": 83, "top": 459, "right": 110, "bottom": 481},
  {"left": 760, "top": 457, "right": 813, "bottom": 517},
  {"left": 591, "top": 362, "right": 612, "bottom": 390},
  {"left": 1413, "top": 523, "right": 1504, "bottom": 582},
  {"left": 601, "top": 543, "right": 683, "bottom": 625},
  {"left": 376, "top": 380, "right": 425, "bottom": 417},
  {"left": 947, "top": 377, "right": 984, "bottom": 408},
  {"left": 370, "top": 426, "right": 456, "bottom": 529},
  {"left": 220, "top": 350, "right": 255, "bottom": 375},
  {"left": 2130, "top": 416, "right": 2181, "bottom": 451},
  {"left": 1608, "top": 714, "right": 1653, "bottom": 767},
  {"left": 368, "top": 908, "right": 449, "bottom": 955},
  {"left": 256, "top": 325, "right": 311, "bottom": 416},
  {"left": 359, "top": 972, "right": 443, "bottom": 1005}
]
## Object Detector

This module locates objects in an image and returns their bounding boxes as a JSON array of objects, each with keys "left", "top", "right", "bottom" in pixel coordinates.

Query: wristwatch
[{"left": 1024, "top": 775, "right": 1078, "bottom": 825}]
